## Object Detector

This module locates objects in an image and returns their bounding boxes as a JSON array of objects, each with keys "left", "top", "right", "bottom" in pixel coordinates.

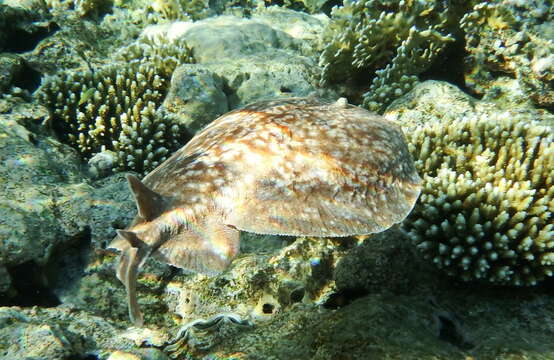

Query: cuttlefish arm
[
  {"left": 114, "top": 229, "right": 153, "bottom": 327},
  {"left": 110, "top": 174, "right": 170, "bottom": 326}
]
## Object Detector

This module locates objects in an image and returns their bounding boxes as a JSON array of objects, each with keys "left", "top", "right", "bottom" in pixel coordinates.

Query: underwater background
[{"left": 0, "top": 0, "right": 553, "bottom": 359}]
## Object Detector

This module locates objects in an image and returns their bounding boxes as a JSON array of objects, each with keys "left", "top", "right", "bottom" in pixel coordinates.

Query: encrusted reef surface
[{"left": 1, "top": 0, "right": 554, "bottom": 359}]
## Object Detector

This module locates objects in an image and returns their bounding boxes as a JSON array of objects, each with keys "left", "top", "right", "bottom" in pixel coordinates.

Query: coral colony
[
  {"left": 109, "top": 97, "right": 422, "bottom": 325},
  {"left": 38, "top": 36, "right": 194, "bottom": 175},
  {"left": 405, "top": 111, "right": 554, "bottom": 286}
]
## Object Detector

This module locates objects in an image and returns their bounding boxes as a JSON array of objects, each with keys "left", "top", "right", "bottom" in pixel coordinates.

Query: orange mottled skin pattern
[{"left": 109, "top": 96, "right": 422, "bottom": 326}]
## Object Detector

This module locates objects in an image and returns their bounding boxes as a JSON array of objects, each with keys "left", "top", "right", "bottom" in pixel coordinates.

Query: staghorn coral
[
  {"left": 38, "top": 62, "right": 183, "bottom": 175},
  {"left": 361, "top": 26, "right": 452, "bottom": 112},
  {"left": 319, "top": 0, "right": 454, "bottom": 111},
  {"left": 45, "top": 0, "right": 113, "bottom": 18},
  {"left": 404, "top": 112, "right": 554, "bottom": 286}
]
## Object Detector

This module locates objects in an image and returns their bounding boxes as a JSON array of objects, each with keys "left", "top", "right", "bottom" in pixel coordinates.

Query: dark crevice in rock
[
  {"left": 3, "top": 22, "right": 59, "bottom": 53},
  {"left": 262, "top": 303, "right": 275, "bottom": 314},
  {"left": 12, "top": 60, "right": 42, "bottom": 92},
  {"left": 322, "top": 288, "right": 368, "bottom": 309},
  {"left": 290, "top": 287, "right": 305, "bottom": 303},
  {"left": 64, "top": 354, "right": 99, "bottom": 360},
  {"left": 47, "top": 227, "right": 92, "bottom": 297},
  {"left": 419, "top": 37, "right": 470, "bottom": 95},
  {"left": 435, "top": 311, "right": 475, "bottom": 350},
  {"left": 321, "top": 0, "right": 342, "bottom": 16},
  {"left": 4, "top": 261, "right": 61, "bottom": 307}
]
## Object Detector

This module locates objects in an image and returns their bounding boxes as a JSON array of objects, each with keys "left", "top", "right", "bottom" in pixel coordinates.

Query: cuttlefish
[{"left": 109, "top": 97, "right": 421, "bottom": 326}]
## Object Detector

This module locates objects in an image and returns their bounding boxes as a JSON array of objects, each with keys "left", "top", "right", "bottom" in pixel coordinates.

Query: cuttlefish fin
[
  {"left": 126, "top": 174, "right": 167, "bottom": 221},
  {"left": 115, "top": 229, "right": 151, "bottom": 327}
]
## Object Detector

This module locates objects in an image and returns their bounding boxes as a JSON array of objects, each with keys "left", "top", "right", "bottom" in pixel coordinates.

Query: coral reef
[
  {"left": 461, "top": 1, "right": 554, "bottom": 109},
  {"left": 404, "top": 110, "right": 554, "bottom": 286},
  {"left": 318, "top": 0, "right": 454, "bottom": 111},
  {"left": 3, "top": 0, "right": 554, "bottom": 356}
]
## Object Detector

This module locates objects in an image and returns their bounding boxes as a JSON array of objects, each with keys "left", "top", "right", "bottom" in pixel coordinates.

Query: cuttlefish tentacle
[
  {"left": 111, "top": 176, "right": 169, "bottom": 327},
  {"left": 115, "top": 229, "right": 158, "bottom": 326},
  {"left": 116, "top": 245, "right": 144, "bottom": 326}
]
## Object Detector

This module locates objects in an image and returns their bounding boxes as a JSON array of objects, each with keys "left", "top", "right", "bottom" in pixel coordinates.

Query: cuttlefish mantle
[{"left": 109, "top": 97, "right": 422, "bottom": 326}]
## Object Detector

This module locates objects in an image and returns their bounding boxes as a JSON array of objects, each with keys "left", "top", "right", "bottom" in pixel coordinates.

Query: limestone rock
[
  {"left": 142, "top": 14, "right": 321, "bottom": 108},
  {"left": 161, "top": 65, "right": 228, "bottom": 135},
  {"left": 0, "top": 118, "right": 84, "bottom": 268}
]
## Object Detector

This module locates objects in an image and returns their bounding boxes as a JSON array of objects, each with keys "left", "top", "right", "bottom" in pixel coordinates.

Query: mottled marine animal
[{"left": 109, "top": 97, "right": 422, "bottom": 325}]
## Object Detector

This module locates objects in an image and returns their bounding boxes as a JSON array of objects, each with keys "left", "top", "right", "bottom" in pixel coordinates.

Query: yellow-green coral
[
  {"left": 37, "top": 35, "right": 194, "bottom": 175},
  {"left": 404, "top": 112, "right": 554, "bottom": 286},
  {"left": 319, "top": 0, "right": 453, "bottom": 111},
  {"left": 38, "top": 63, "right": 181, "bottom": 175},
  {"left": 147, "top": 0, "right": 211, "bottom": 21}
]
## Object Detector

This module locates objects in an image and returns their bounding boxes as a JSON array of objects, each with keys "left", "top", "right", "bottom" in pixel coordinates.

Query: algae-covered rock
[
  {"left": 0, "top": 54, "right": 25, "bottom": 93},
  {"left": 161, "top": 64, "right": 228, "bottom": 135},
  {"left": 0, "top": 117, "right": 84, "bottom": 268},
  {"left": 385, "top": 80, "right": 554, "bottom": 129},
  {"left": 56, "top": 173, "right": 135, "bottom": 248},
  {"left": 158, "top": 16, "right": 297, "bottom": 63},
  {"left": 0, "top": 2, "right": 54, "bottom": 53},
  {"left": 141, "top": 15, "right": 321, "bottom": 107},
  {"left": 334, "top": 228, "right": 430, "bottom": 295},
  {"left": 0, "top": 306, "right": 133, "bottom": 359},
  {"left": 462, "top": 2, "right": 554, "bottom": 109},
  {"left": 384, "top": 80, "right": 479, "bottom": 128},
  {"left": 0, "top": 101, "right": 138, "bottom": 304}
]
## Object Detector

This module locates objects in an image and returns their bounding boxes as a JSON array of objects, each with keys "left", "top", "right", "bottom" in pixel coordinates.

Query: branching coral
[
  {"left": 37, "top": 35, "right": 194, "bottom": 175},
  {"left": 115, "top": 34, "right": 194, "bottom": 79},
  {"left": 404, "top": 112, "right": 554, "bottom": 286},
  {"left": 38, "top": 63, "right": 182, "bottom": 175},
  {"left": 361, "top": 26, "right": 452, "bottom": 112},
  {"left": 146, "top": 0, "right": 211, "bottom": 22},
  {"left": 319, "top": 0, "right": 453, "bottom": 112}
]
